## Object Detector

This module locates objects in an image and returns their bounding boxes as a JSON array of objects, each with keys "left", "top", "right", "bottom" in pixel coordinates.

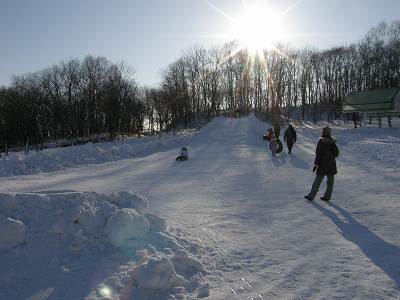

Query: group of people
[
  {"left": 265, "top": 122, "right": 339, "bottom": 202},
  {"left": 177, "top": 122, "right": 339, "bottom": 202},
  {"left": 265, "top": 123, "right": 297, "bottom": 156}
]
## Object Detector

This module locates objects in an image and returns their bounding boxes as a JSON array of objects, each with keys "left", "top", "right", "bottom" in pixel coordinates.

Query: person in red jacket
[
  {"left": 267, "top": 128, "right": 277, "bottom": 156},
  {"left": 305, "top": 126, "right": 339, "bottom": 201}
]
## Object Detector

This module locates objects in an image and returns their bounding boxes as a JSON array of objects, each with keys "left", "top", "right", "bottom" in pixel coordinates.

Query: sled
[{"left": 269, "top": 138, "right": 283, "bottom": 154}]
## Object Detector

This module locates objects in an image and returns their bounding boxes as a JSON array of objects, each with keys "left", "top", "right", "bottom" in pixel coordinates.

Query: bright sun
[{"left": 232, "top": 7, "right": 286, "bottom": 54}]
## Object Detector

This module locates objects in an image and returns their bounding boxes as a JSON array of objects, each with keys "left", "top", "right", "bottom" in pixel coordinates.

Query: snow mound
[
  {"left": 109, "top": 191, "right": 149, "bottom": 214},
  {"left": 0, "top": 130, "right": 196, "bottom": 177},
  {"left": 171, "top": 249, "right": 205, "bottom": 277},
  {"left": 0, "top": 191, "right": 208, "bottom": 300},
  {"left": 0, "top": 214, "right": 26, "bottom": 250},
  {"left": 105, "top": 208, "right": 150, "bottom": 249},
  {"left": 135, "top": 254, "right": 186, "bottom": 291},
  {"left": 145, "top": 212, "right": 167, "bottom": 232}
]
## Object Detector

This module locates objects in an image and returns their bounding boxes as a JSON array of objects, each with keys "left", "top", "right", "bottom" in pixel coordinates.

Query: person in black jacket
[
  {"left": 305, "top": 126, "right": 339, "bottom": 201},
  {"left": 283, "top": 124, "right": 297, "bottom": 154},
  {"left": 274, "top": 122, "right": 281, "bottom": 139}
]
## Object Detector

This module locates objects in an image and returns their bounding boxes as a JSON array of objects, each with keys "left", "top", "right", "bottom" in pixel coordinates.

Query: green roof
[{"left": 343, "top": 88, "right": 400, "bottom": 113}]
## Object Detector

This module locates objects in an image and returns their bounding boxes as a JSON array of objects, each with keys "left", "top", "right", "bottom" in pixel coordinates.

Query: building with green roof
[
  {"left": 343, "top": 88, "right": 400, "bottom": 114},
  {"left": 343, "top": 88, "right": 400, "bottom": 127}
]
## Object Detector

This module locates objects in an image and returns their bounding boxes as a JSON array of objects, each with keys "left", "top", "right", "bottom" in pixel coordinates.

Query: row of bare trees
[
  {"left": 1, "top": 21, "right": 399, "bottom": 152},
  {"left": 0, "top": 56, "right": 145, "bottom": 153},
  {"left": 157, "top": 21, "right": 400, "bottom": 124}
]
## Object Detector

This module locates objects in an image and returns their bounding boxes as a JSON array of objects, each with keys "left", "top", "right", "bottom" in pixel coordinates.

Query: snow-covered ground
[
  {"left": 0, "top": 114, "right": 399, "bottom": 299},
  {"left": 0, "top": 191, "right": 208, "bottom": 300},
  {"left": 0, "top": 131, "right": 195, "bottom": 177}
]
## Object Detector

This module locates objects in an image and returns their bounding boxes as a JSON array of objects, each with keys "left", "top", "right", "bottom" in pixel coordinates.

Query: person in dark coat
[
  {"left": 176, "top": 147, "right": 189, "bottom": 161},
  {"left": 305, "top": 126, "right": 339, "bottom": 201},
  {"left": 284, "top": 124, "right": 297, "bottom": 154},
  {"left": 274, "top": 122, "right": 281, "bottom": 139}
]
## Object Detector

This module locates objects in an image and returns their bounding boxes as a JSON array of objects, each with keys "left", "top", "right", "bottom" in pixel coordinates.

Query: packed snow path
[{"left": 1, "top": 115, "right": 400, "bottom": 299}]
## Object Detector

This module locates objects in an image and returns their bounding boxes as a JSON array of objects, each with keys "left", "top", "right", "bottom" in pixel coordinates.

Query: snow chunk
[
  {"left": 51, "top": 216, "right": 66, "bottom": 235},
  {"left": 135, "top": 254, "right": 184, "bottom": 291},
  {"left": 171, "top": 249, "right": 205, "bottom": 277},
  {"left": 145, "top": 213, "right": 167, "bottom": 232},
  {"left": 0, "top": 214, "right": 26, "bottom": 250},
  {"left": 68, "top": 230, "right": 89, "bottom": 252},
  {"left": 104, "top": 208, "right": 150, "bottom": 249},
  {"left": 197, "top": 283, "right": 210, "bottom": 298},
  {"left": 147, "top": 231, "right": 183, "bottom": 251},
  {"left": 109, "top": 191, "right": 149, "bottom": 214}
]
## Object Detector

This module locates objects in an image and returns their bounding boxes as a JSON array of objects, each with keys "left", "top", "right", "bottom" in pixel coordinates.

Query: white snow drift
[
  {"left": 0, "top": 131, "right": 194, "bottom": 177},
  {"left": 0, "top": 191, "right": 207, "bottom": 300},
  {"left": 0, "top": 214, "right": 26, "bottom": 250}
]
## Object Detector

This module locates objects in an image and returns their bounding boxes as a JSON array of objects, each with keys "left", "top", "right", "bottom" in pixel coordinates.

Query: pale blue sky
[{"left": 1, "top": 0, "right": 399, "bottom": 87}]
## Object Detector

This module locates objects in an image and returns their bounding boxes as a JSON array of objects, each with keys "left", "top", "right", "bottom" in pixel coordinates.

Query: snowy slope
[
  {"left": 0, "top": 131, "right": 194, "bottom": 177},
  {"left": 0, "top": 114, "right": 399, "bottom": 299}
]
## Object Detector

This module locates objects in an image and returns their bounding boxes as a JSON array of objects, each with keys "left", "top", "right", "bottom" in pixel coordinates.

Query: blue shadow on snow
[
  {"left": 269, "top": 152, "right": 309, "bottom": 170},
  {"left": 312, "top": 201, "right": 400, "bottom": 288}
]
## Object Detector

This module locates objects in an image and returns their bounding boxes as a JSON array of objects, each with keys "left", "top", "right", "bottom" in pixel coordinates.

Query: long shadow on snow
[
  {"left": 313, "top": 201, "right": 400, "bottom": 288},
  {"left": 269, "top": 152, "right": 309, "bottom": 170}
]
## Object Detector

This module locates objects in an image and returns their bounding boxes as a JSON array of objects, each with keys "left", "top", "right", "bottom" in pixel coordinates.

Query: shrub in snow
[
  {"left": 0, "top": 214, "right": 26, "bottom": 250},
  {"left": 145, "top": 213, "right": 167, "bottom": 232},
  {"left": 134, "top": 254, "right": 186, "bottom": 291},
  {"left": 104, "top": 208, "right": 150, "bottom": 249}
]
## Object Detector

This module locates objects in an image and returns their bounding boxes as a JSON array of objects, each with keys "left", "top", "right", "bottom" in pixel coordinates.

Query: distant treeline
[
  {"left": 158, "top": 20, "right": 400, "bottom": 123},
  {"left": 0, "top": 21, "right": 399, "bottom": 151}
]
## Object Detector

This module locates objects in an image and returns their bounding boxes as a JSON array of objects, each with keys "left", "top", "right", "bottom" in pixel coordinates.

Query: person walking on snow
[
  {"left": 267, "top": 128, "right": 277, "bottom": 156},
  {"left": 176, "top": 147, "right": 189, "bottom": 161},
  {"left": 304, "top": 126, "right": 339, "bottom": 201},
  {"left": 284, "top": 124, "right": 297, "bottom": 154},
  {"left": 274, "top": 122, "right": 281, "bottom": 139}
]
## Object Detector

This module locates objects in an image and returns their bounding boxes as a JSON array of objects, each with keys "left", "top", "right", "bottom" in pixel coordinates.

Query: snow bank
[
  {"left": 0, "top": 214, "right": 26, "bottom": 250},
  {"left": 295, "top": 121, "right": 400, "bottom": 173},
  {"left": 0, "top": 130, "right": 195, "bottom": 177},
  {"left": 0, "top": 191, "right": 208, "bottom": 300},
  {"left": 134, "top": 254, "right": 186, "bottom": 291},
  {"left": 105, "top": 208, "right": 150, "bottom": 248}
]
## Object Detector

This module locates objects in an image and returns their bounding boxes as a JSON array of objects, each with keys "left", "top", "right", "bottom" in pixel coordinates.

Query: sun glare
[{"left": 231, "top": 6, "right": 286, "bottom": 54}]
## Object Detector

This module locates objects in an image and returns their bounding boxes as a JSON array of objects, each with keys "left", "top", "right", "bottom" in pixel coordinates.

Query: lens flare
[
  {"left": 231, "top": 6, "right": 287, "bottom": 54},
  {"left": 98, "top": 284, "right": 113, "bottom": 299}
]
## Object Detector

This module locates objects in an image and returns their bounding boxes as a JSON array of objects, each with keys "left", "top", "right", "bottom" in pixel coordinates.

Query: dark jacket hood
[{"left": 319, "top": 136, "right": 336, "bottom": 144}]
